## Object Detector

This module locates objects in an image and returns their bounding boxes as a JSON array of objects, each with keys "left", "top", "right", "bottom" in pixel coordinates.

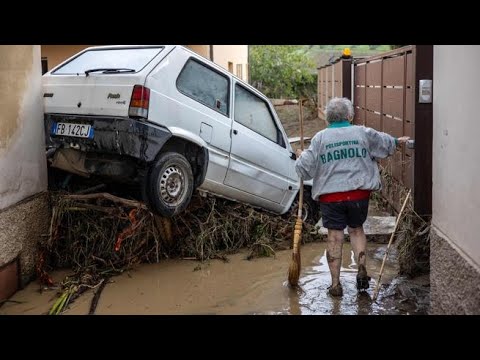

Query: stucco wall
[
  {"left": 431, "top": 45, "right": 480, "bottom": 313},
  {"left": 0, "top": 45, "right": 49, "bottom": 294},
  {"left": 187, "top": 45, "right": 210, "bottom": 59},
  {"left": 212, "top": 45, "right": 249, "bottom": 82},
  {"left": 41, "top": 45, "right": 92, "bottom": 71},
  {"left": 432, "top": 45, "right": 480, "bottom": 267},
  {"left": 0, "top": 45, "right": 47, "bottom": 211}
]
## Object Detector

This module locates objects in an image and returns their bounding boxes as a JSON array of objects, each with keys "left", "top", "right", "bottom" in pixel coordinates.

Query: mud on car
[{"left": 43, "top": 45, "right": 318, "bottom": 221}]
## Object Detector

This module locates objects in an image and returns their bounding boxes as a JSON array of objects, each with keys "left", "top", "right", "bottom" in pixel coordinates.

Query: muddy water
[{"left": 1, "top": 242, "right": 412, "bottom": 315}]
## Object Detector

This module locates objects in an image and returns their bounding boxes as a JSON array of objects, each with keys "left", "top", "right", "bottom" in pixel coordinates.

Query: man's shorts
[{"left": 319, "top": 199, "right": 369, "bottom": 230}]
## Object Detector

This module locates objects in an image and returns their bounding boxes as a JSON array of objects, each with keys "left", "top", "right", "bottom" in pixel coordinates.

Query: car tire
[{"left": 146, "top": 152, "right": 194, "bottom": 217}]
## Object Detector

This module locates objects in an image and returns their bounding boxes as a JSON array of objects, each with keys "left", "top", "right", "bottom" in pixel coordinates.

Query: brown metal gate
[{"left": 352, "top": 45, "right": 433, "bottom": 216}]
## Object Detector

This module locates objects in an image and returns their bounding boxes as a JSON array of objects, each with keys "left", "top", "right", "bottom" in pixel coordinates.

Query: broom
[
  {"left": 372, "top": 189, "right": 411, "bottom": 301},
  {"left": 288, "top": 99, "right": 305, "bottom": 287}
]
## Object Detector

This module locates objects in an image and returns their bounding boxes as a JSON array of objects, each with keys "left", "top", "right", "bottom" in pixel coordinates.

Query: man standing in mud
[{"left": 295, "top": 97, "right": 409, "bottom": 297}]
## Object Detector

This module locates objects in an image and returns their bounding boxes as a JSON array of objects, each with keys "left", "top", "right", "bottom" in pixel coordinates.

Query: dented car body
[{"left": 43, "top": 45, "right": 313, "bottom": 218}]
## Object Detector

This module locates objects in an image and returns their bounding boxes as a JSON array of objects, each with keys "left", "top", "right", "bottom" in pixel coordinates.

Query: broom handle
[
  {"left": 297, "top": 99, "right": 305, "bottom": 219},
  {"left": 372, "top": 189, "right": 412, "bottom": 301}
]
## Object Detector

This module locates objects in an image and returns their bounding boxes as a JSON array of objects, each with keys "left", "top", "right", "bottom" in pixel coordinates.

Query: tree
[{"left": 249, "top": 45, "right": 317, "bottom": 102}]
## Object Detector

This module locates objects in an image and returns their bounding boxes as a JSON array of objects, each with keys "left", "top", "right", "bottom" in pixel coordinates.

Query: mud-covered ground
[{"left": 1, "top": 242, "right": 429, "bottom": 315}]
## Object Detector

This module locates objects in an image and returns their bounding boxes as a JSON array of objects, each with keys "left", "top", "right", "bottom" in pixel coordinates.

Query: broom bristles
[
  {"left": 288, "top": 216, "right": 302, "bottom": 287},
  {"left": 288, "top": 248, "right": 301, "bottom": 286}
]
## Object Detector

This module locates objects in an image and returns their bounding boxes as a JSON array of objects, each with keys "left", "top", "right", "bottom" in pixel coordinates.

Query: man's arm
[
  {"left": 365, "top": 127, "right": 409, "bottom": 159},
  {"left": 295, "top": 134, "right": 320, "bottom": 181}
]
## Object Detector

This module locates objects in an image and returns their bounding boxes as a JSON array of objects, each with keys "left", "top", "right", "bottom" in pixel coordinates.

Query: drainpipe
[{"left": 209, "top": 45, "right": 214, "bottom": 62}]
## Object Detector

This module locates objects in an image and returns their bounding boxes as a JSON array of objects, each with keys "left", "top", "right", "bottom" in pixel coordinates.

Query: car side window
[
  {"left": 176, "top": 58, "right": 229, "bottom": 116},
  {"left": 234, "top": 84, "right": 285, "bottom": 147}
]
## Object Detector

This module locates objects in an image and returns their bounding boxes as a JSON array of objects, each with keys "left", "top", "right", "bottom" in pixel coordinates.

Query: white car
[{"left": 43, "top": 45, "right": 318, "bottom": 219}]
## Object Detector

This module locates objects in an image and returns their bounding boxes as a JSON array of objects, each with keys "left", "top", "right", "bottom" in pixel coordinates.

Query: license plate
[{"left": 52, "top": 122, "right": 93, "bottom": 139}]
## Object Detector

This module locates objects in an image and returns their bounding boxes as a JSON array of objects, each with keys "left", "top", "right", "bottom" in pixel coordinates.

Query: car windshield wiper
[{"left": 84, "top": 68, "right": 135, "bottom": 76}]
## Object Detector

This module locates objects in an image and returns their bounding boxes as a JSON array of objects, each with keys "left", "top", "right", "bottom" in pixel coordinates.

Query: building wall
[
  {"left": 41, "top": 45, "right": 92, "bottom": 71},
  {"left": 0, "top": 45, "right": 49, "bottom": 299},
  {"left": 212, "top": 45, "right": 249, "bottom": 82},
  {"left": 431, "top": 45, "right": 480, "bottom": 314},
  {"left": 187, "top": 45, "right": 210, "bottom": 59}
]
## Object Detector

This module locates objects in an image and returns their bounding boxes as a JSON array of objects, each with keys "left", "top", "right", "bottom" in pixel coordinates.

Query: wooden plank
[
  {"left": 354, "top": 87, "right": 365, "bottom": 108},
  {"left": 380, "top": 58, "right": 384, "bottom": 131},
  {"left": 405, "top": 87, "right": 414, "bottom": 122},
  {"left": 326, "top": 66, "right": 332, "bottom": 82},
  {"left": 382, "top": 87, "right": 403, "bottom": 118},
  {"left": 334, "top": 61, "right": 342, "bottom": 83},
  {"left": 366, "top": 60, "right": 382, "bottom": 86},
  {"left": 334, "top": 82, "right": 342, "bottom": 97},
  {"left": 383, "top": 116, "right": 403, "bottom": 138},
  {"left": 354, "top": 107, "right": 365, "bottom": 126},
  {"left": 354, "top": 64, "right": 366, "bottom": 86},
  {"left": 406, "top": 52, "right": 414, "bottom": 88},
  {"left": 318, "top": 70, "right": 322, "bottom": 107},
  {"left": 366, "top": 111, "right": 381, "bottom": 130},
  {"left": 366, "top": 87, "right": 381, "bottom": 112},
  {"left": 383, "top": 56, "right": 405, "bottom": 86},
  {"left": 324, "top": 77, "right": 328, "bottom": 107}
]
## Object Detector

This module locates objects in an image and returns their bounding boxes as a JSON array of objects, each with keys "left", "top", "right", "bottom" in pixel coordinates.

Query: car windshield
[{"left": 52, "top": 47, "right": 164, "bottom": 75}]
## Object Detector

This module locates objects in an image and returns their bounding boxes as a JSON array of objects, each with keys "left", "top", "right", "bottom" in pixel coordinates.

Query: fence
[
  {"left": 317, "top": 46, "right": 433, "bottom": 216},
  {"left": 317, "top": 58, "right": 352, "bottom": 119}
]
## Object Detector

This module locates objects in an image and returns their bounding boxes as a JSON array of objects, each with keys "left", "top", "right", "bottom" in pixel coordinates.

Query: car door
[
  {"left": 223, "top": 82, "right": 294, "bottom": 204},
  {"left": 147, "top": 50, "right": 233, "bottom": 187}
]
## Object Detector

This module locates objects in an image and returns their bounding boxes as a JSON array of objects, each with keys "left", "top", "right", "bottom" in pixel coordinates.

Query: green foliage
[
  {"left": 249, "top": 45, "right": 398, "bottom": 102},
  {"left": 250, "top": 45, "right": 317, "bottom": 101}
]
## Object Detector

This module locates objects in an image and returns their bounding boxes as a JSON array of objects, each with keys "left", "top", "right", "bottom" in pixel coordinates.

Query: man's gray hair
[{"left": 325, "top": 97, "right": 354, "bottom": 123}]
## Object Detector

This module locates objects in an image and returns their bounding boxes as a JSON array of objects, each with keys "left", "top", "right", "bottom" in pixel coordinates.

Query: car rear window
[{"left": 52, "top": 47, "right": 164, "bottom": 75}]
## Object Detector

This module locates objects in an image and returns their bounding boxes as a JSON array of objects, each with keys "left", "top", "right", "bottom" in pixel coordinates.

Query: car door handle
[{"left": 233, "top": 130, "right": 238, "bottom": 135}]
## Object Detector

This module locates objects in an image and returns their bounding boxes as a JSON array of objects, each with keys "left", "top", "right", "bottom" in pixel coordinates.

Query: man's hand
[
  {"left": 296, "top": 149, "right": 304, "bottom": 158},
  {"left": 397, "top": 136, "right": 410, "bottom": 145}
]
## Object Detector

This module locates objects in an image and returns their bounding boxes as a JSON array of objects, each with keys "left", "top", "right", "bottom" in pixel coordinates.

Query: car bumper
[{"left": 44, "top": 114, "right": 172, "bottom": 163}]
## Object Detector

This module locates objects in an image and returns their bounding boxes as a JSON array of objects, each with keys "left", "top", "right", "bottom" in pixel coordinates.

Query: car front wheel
[{"left": 147, "top": 152, "right": 194, "bottom": 217}]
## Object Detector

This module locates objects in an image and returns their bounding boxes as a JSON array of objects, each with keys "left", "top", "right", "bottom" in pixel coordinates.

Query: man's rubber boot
[
  {"left": 357, "top": 264, "right": 371, "bottom": 291},
  {"left": 328, "top": 283, "right": 343, "bottom": 297}
]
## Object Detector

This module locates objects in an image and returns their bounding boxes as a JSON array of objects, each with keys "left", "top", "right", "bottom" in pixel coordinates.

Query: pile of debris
[
  {"left": 374, "top": 168, "right": 431, "bottom": 277},
  {"left": 39, "top": 191, "right": 319, "bottom": 314}
]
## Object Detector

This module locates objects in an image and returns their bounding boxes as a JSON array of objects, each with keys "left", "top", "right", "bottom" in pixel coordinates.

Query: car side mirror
[{"left": 290, "top": 152, "right": 297, "bottom": 160}]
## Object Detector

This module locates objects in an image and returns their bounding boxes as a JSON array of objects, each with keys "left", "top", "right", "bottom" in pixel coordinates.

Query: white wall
[
  {"left": 0, "top": 45, "right": 47, "bottom": 210},
  {"left": 213, "top": 45, "right": 249, "bottom": 82},
  {"left": 432, "top": 45, "right": 480, "bottom": 268}
]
